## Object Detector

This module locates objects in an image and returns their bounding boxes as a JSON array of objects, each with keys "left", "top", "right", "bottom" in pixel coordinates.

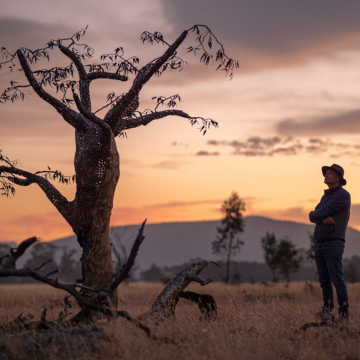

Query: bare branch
[
  {"left": 58, "top": 44, "right": 91, "bottom": 111},
  {"left": 139, "top": 31, "right": 187, "bottom": 76},
  {"left": 56, "top": 297, "right": 72, "bottom": 323},
  {"left": 72, "top": 91, "right": 112, "bottom": 147},
  {"left": 140, "top": 31, "right": 171, "bottom": 47},
  {"left": 0, "top": 48, "right": 17, "bottom": 69},
  {"left": 58, "top": 45, "right": 87, "bottom": 80},
  {"left": 93, "top": 47, "right": 139, "bottom": 76},
  {"left": 41, "top": 304, "right": 47, "bottom": 321},
  {"left": 187, "top": 25, "right": 239, "bottom": 79},
  {"left": 34, "top": 259, "right": 53, "bottom": 271},
  {"left": 153, "top": 94, "right": 181, "bottom": 112},
  {"left": 45, "top": 269, "right": 59, "bottom": 278},
  {"left": 116, "top": 110, "right": 218, "bottom": 136},
  {"left": 104, "top": 30, "right": 189, "bottom": 130},
  {"left": 117, "top": 110, "right": 190, "bottom": 133},
  {"left": 7, "top": 175, "right": 33, "bottom": 186},
  {"left": 93, "top": 92, "right": 128, "bottom": 116},
  {"left": 0, "top": 83, "right": 31, "bottom": 104},
  {"left": 88, "top": 72, "right": 128, "bottom": 82},
  {"left": 16, "top": 49, "right": 87, "bottom": 132},
  {"left": 0, "top": 165, "right": 74, "bottom": 227},
  {"left": 2, "top": 237, "right": 38, "bottom": 269},
  {"left": 106, "top": 219, "right": 147, "bottom": 293}
]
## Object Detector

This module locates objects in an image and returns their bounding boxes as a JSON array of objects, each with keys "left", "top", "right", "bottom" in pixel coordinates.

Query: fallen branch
[
  {"left": 178, "top": 291, "right": 217, "bottom": 319},
  {"left": 139, "top": 260, "right": 215, "bottom": 320},
  {"left": 301, "top": 319, "right": 339, "bottom": 331}
]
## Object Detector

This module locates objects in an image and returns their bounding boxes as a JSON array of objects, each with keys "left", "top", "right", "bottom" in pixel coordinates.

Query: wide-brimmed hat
[{"left": 322, "top": 164, "right": 347, "bottom": 186}]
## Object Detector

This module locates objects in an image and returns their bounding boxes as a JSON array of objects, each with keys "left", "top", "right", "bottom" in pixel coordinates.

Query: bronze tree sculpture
[{"left": 0, "top": 25, "right": 238, "bottom": 303}]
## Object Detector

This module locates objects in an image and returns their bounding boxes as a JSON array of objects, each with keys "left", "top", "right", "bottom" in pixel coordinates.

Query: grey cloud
[
  {"left": 278, "top": 109, "right": 360, "bottom": 136},
  {"left": 207, "top": 136, "right": 358, "bottom": 157},
  {"left": 308, "top": 138, "right": 326, "bottom": 145},
  {"left": 305, "top": 145, "right": 327, "bottom": 154},
  {"left": 171, "top": 141, "right": 188, "bottom": 147},
  {"left": 207, "top": 136, "right": 299, "bottom": 156},
  {"left": 234, "top": 136, "right": 289, "bottom": 150},
  {"left": 161, "top": 0, "right": 360, "bottom": 70},
  {"left": 0, "top": 18, "right": 81, "bottom": 50},
  {"left": 195, "top": 151, "right": 219, "bottom": 156},
  {"left": 233, "top": 150, "right": 266, "bottom": 157},
  {"left": 207, "top": 140, "right": 225, "bottom": 146},
  {"left": 269, "top": 144, "right": 303, "bottom": 156},
  {"left": 151, "top": 160, "right": 185, "bottom": 170}
]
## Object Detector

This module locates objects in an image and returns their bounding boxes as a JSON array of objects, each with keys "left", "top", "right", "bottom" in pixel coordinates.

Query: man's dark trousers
[{"left": 315, "top": 239, "right": 348, "bottom": 314}]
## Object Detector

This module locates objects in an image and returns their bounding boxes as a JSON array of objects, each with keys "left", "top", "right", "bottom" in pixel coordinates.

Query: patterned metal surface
[{"left": 149, "top": 260, "right": 212, "bottom": 319}]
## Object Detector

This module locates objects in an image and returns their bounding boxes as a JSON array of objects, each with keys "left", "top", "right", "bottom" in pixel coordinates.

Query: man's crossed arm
[{"left": 309, "top": 190, "right": 350, "bottom": 225}]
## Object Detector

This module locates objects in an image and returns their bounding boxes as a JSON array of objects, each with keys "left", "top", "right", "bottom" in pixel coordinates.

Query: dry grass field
[{"left": 1, "top": 281, "right": 360, "bottom": 359}]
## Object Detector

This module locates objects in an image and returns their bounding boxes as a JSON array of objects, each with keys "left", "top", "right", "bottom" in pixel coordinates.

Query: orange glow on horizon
[{"left": 2, "top": 6, "right": 360, "bottom": 244}]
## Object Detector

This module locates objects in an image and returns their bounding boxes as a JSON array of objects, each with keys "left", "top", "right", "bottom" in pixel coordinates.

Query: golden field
[{"left": 1, "top": 281, "right": 360, "bottom": 359}]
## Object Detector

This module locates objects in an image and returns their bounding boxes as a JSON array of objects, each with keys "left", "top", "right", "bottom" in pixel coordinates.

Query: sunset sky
[{"left": 2, "top": 0, "right": 360, "bottom": 242}]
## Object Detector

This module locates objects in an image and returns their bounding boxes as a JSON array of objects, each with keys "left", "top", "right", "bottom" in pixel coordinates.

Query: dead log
[
  {"left": 178, "top": 291, "right": 217, "bottom": 319},
  {"left": 138, "top": 260, "right": 217, "bottom": 320}
]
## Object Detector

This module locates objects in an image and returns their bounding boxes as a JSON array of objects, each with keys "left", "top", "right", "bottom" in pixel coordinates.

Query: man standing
[{"left": 309, "top": 164, "right": 351, "bottom": 320}]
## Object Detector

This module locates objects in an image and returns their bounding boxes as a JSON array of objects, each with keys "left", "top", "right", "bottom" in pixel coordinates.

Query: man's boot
[
  {"left": 315, "top": 307, "right": 333, "bottom": 321},
  {"left": 338, "top": 308, "right": 349, "bottom": 323}
]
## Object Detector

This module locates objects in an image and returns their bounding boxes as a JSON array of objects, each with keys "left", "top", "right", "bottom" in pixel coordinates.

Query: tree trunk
[
  {"left": 225, "top": 236, "right": 233, "bottom": 284},
  {"left": 71, "top": 127, "right": 120, "bottom": 305},
  {"left": 271, "top": 269, "right": 276, "bottom": 282}
]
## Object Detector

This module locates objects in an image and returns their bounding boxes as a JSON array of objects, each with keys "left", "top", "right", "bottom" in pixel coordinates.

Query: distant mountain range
[{"left": 11, "top": 216, "right": 360, "bottom": 270}]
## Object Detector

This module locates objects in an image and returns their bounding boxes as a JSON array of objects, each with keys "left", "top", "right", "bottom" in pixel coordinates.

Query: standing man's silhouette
[{"left": 309, "top": 164, "right": 350, "bottom": 320}]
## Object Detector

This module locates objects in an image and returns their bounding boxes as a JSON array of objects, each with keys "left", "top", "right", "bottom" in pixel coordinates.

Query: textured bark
[{"left": 71, "top": 127, "right": 120, "bottom": 304}]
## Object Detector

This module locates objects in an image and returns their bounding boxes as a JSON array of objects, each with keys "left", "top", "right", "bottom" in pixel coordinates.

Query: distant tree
[
  {"left": 109, "top": 227, "right": 139, "bottom": 280},
  {"left": 232, "top": 271, "right": 242, "bottom": 284},
  {"left": 345, "top": 261, "right": 359, "bottom": 283},
  {"left": 0, "top": 243, "right": 13, "bottom": 284},
  {"left": 109, "top": 227, "right": 129, "bottom": 272},
  {"left": 274, "top": 238, "right": 303, "bottom": 284},
  {"left": 58, "top": 247, "right": 81, "bottom": 282},
  {"left": 212, "top": 192, "right": 245, "bottom": 283},
  {"left": 261, "top": 232, "right": 279, "bottom": 282},
  {"left": 344, "top": 255, "right": 360, "bottom": 283},
  {"left": 140, "top": 263, "right": 166, "bottom": 282},
  {"left": 0, "top": 243, "right": 11, "bottom": 260},
  {"left": 24, "top": 242, "right": 58, "bottom": 278}
]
